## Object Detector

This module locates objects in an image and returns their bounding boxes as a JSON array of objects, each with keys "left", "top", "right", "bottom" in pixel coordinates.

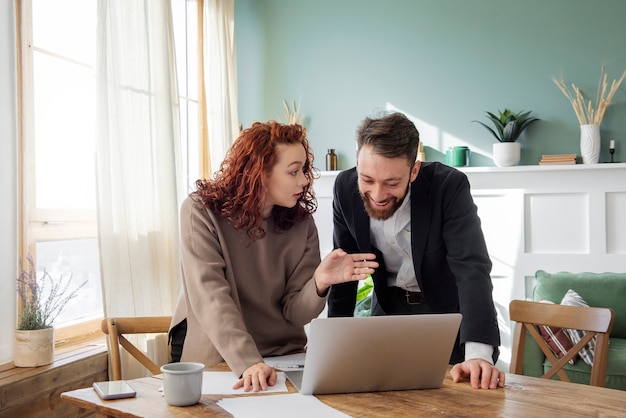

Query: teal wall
[{"left": 235, "top": 0, "right": 626, "bottom": 168}]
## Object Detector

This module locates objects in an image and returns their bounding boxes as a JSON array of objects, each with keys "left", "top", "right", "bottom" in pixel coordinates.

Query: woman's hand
[
  {"left": 314, "top": 248, "right": 378, "bottom": 295},
  {"left": 232, "top": 362, "right": 277, "bottom": 392}
]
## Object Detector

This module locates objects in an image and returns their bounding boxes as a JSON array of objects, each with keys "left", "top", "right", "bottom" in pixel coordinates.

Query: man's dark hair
[{"left": 356, "top": 112, "right": 420, "bottom": 166}]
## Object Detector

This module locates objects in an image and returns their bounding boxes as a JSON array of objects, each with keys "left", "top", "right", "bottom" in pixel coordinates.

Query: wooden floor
[{"left": 0, "top": 336, "right": 108, "bottom": 417}]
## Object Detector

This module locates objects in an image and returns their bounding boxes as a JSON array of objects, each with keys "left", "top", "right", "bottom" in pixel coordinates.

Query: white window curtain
[
  {"left": 95, "top": 0, "right": 183, "bottom": 377},
  {"left": 204, "top": 0, "right": 238, "bottom": 175},
  {"left": 95, "top": 0, "right": 238, "bottom": 378},
  {"left": 96, "top": 0, "right": 183, "bottom": 316}
]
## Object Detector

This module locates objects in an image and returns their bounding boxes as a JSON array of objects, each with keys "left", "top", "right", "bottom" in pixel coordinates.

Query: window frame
[
  {"left": 16, "top": 0, "right": 102, "bottom": 344},
  {"left": 16, "top": 0, "right": 205, "bottom": 346}
]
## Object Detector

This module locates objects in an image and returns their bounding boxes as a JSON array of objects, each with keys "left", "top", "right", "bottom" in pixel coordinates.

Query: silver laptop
[{"left": 283, "top": 313, "right": 462, "bottom": 395}]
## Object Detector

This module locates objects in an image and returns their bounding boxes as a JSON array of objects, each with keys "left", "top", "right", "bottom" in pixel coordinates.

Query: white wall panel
[
  {"left": 607, "top": 192, "right": 626, "bottom": 254},
  {"left": 473, "top": 192, "right": 523, "bottom": 278},
  {"left": 312, "top": 172, "right": 338, "bottom": 257},
  {"left": 525, "top": 193, "right": 589, "bottom": 254}
]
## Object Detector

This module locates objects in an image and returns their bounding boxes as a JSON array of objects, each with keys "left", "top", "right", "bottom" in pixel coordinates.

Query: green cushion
[
  {"left": 522, "top": 327, "right": 546, "bottom": 378},
  {"left": 541, "top": 338, "right": 626, "bottom": 390},
  {"left": 534, "top": 270, "right": 626, "bottom": 338}
]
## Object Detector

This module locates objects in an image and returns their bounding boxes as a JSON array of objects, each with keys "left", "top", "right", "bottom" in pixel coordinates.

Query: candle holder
[{"left": 609, "top": 139, "right": 616, "bottom": 163}]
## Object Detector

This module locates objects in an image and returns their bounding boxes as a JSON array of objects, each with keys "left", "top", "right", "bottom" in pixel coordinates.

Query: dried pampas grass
[
  {"left": 553, "top": 66, "right": 626, "bottom": 125},
  {"left": 282, "top": 99, "right": 305, "bottom": 125}
]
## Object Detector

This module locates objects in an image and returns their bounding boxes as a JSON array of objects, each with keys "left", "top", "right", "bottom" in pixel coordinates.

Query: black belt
[{"left": 391, "top": 286, "right": 426, "bottom": 305}]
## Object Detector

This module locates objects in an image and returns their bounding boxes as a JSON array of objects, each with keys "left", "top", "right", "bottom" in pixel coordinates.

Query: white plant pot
[
  {"left": 14, "top": 328, "right": 54, "bottom": 367},
  {"left": 493, "top": 142, "right": 521, "bottom": 167}
]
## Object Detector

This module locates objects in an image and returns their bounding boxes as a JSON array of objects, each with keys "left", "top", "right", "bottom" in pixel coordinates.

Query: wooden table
[{"left": 61, "top": 365, "right": 626, "bottom": 417}]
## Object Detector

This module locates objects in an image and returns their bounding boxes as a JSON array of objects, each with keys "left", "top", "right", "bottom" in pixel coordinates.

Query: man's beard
[{"left": 360, "top": 191, "right": 404, "bottom": 220}]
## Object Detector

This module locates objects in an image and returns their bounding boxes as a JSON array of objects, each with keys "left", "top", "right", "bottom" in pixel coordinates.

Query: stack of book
[{"left": 538, "top": 154, "right": 577, "bottom": 165}]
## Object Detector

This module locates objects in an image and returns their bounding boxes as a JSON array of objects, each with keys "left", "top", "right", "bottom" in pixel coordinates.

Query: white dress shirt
[{"left": 369, "top": 190, "right": 494, "bottom": 364}]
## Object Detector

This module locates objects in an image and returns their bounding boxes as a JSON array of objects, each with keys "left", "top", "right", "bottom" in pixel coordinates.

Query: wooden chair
[
  {"left": 509, "top": 300, "right": 614, "bottom": 387},
  {"left": 101, "top": 316, "right": 172, "bottom": 380}
]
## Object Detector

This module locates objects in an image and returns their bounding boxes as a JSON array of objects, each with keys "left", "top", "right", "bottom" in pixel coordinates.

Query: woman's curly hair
[{"left": 193, "top": 121, "right": 319, "bottom": 242}]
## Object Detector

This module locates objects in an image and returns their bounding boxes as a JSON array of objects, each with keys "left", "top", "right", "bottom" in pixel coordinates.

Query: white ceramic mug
[{"left": 160, "top": 362, "right": 204, "bottom": 406}]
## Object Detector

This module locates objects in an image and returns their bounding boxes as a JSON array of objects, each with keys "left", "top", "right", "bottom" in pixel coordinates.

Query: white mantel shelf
[
  {"left": 458, "top": 163, "right": 626, "bottom": 192},
  {"left": 459, "top": 161, "right": 626, "bottom": 173},
  {"left": 312, "top": 163, "right": 626, "bottom": 370},
  {"left": 320, "top": 162, "right": 626, "bottom": 175}
]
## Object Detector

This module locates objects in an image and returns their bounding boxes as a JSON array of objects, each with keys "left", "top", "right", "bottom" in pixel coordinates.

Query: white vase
[
  {"left": 493, "top": 142, "right": 521, "bottom": 167},
  {"left": 14, "top": 328, "right": 54, "bottom": 367},
  {"left": 580, "top": 124, "right": 600, "bottom": 164}
]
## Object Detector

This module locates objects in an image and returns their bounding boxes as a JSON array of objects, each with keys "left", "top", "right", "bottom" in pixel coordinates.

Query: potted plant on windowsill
[
  {"left": 473, "top": 109, "right": 540, "bottom": 167},
  {"left": 15, "top": 254, "right": 86, "bottom": 367}
]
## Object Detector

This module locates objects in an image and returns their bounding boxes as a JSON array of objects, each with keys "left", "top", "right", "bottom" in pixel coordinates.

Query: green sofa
[{"left": 523, "top": 270, "right": 626, "bottom": 390}]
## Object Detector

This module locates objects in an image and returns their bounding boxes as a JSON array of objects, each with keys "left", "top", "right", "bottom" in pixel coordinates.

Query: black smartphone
[{"left": 93, "top": 380, "right": 137, "bottom": 400}]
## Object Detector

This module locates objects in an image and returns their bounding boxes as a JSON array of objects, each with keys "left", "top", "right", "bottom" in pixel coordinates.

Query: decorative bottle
[{"left": 326, "top": 149, "right": 337, "bottom": 171}]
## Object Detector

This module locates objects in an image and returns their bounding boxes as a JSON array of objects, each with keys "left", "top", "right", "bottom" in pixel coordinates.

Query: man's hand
[
  {"left": 450, "top": 359, "right": 505, "bottom": 389},
  {"left": 232, "top": 362, "right": 277, "bottom": 392}
]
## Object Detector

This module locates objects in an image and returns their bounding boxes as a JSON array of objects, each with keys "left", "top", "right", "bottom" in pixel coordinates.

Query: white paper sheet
[
  {"left": 201, "top": 371, "right": 288, "bottom": 395},
  {"left": 217, "top": 393, "right": 352, "bottom": 418},
  {"left": 262, "top": 353, "right": 306, "bottom": 370}
]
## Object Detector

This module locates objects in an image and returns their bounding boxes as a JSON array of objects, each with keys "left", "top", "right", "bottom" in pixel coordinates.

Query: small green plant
[
  {"left": 473, "top": 109, "right": 539, "bottom": 142},
  {"left": 16, "top": 254, "right": 87, "bottom": 330}
]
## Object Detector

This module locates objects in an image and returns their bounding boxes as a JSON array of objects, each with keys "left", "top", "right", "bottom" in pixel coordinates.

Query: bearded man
[{"left": 328, "top": 112, "right": 505, "bottom": 390}]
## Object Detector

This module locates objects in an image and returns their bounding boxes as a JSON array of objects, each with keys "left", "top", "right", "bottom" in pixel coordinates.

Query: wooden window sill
[{"left": 0, "top": 333, "right": 108, "bottom": 416}]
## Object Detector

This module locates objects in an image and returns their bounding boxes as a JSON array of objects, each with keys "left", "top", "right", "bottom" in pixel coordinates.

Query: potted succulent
[
  {"left": 473, "top": 109, "right": 540, "bottom": 167},
  {"left": 15, "top": 254, "right": 86, "bottom": 367}
]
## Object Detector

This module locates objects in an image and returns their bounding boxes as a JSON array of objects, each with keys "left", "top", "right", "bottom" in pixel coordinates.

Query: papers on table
[
  {"left": 263, "top": 352, "right": 306, "bottom": 370},
  {"left": 217, "top": 393, "right": 352, "bottom": 418},
  {"left": 159, "top": 368, "right": 350, "bottom": 417},
  {"left": 201, "top": 371, "right": 288, "bottom": 394},
  {"left": 212, "top": 354, "right": 350, "bottom": 417}
]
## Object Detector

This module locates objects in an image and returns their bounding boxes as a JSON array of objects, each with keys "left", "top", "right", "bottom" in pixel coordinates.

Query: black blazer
[{"left": 328, "top": 162, "right": 500, "bottom": 363}]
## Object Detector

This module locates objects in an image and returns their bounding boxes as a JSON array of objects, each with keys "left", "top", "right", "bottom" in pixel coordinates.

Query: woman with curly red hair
[{"left": 169, "top": 121, "right": 377, "bottom": 392}]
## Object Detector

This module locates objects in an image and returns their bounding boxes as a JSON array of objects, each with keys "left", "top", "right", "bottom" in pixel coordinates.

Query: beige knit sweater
[{"left": 170, "top": 196, "right": 327, "bottom": 377}]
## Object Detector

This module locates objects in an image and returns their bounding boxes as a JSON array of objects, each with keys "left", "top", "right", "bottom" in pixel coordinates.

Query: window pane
[
  {"left": 172, "top": 0, "right": 200, "bottom": 190},
  {"left": 36, "top": 238, "right": 103, "bottom": 326},
  {"left": 32, "top": 0, "right": 96, "bottom": 64},
  {"left": 172, "top": 0, "right": 199, "bottom": 98},
  {"left": 184, "top": 100, "right": 199, "bottom": 191},
  {"left": 33, "top": 51, "right": 96, "bottom": 211}
]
